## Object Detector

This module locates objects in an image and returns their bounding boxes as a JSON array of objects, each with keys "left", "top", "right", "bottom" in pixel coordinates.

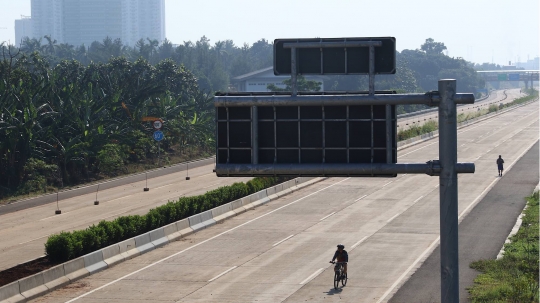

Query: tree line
[{"left": 0, "top": 48, "right": 214, "bottom": 198}]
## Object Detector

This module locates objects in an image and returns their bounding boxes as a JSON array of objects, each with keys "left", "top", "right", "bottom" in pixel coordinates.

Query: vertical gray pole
[
  {"left": 252, "top": 106, "right": 258, "bottom": 165},
  {"left": 385, "top": 104, "right": 392, "bottom": 163},
  {"left": 291, "top": 47, "right": 298, "bottom": 96},
  {"left": 438, "top": 79, "right": 459, "bottom": 303},
  {"left": 368, "top": 45, "right": 375, "bottom": 95}
]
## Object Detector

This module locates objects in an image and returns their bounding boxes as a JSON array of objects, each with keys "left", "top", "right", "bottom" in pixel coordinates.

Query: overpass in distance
[{"left": 12, "top": 89, "right": 537, "bottom": 302}]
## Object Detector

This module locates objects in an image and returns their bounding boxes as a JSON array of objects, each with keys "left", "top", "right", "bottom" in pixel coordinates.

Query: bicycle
[{"left": 330, "top": 261, "right": 347, "bottom": 289}]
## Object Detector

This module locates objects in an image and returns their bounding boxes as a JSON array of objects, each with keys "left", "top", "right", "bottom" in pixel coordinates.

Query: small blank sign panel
[{"left": 216, "top": 104, "right": 396, "bottom": 165}]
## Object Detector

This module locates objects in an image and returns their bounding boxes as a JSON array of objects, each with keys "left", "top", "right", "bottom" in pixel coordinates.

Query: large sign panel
[
  {"left": 274, "top": 37, "right": 396, "bottom": 75},
  {"left": 216, "top": 93, "right": 397, "bottom": 176}
]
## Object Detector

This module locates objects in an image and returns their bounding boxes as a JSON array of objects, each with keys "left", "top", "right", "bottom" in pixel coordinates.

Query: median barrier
[
  {"left": 63, "top": 257, "right": 89, "bottom": 281},
  {"left": 230, "top": 199, "right": 245, "bottom": 215},
  {"left": 102, "top": 244, "right": 124, "bottom": 267},
  {"left": 175, "top": 218, "right": 193, "bottom": 238},
  {"left": 149, "top": 228, "right": 168, "bottom": 248},
  {"left": 134, "top": 233, "right": 154, "bottom": 254},
  {"left": 83, "top": 250, "right": 107, "bottom": 274},
  {"left": 163, "top": 222, "right": 180, "bottom": 242},
  {"left": 188, "top": 210, "right": 215, "bottom": 231},
  {"left": 0, "top": 176, "right": 325, "bottom": 302},
  {"left": 118, "top": 238, "right": 139, "bottom": 260},
  {"left": 19, "top": 272, "right": 47, "bottom": 301},
  {"left": 211, "top": 203, "right": 234, "bottom": 223},
  {"left": 265, "top": 186, "right": 277, "bottom": 200},
  {"left": 42, "top": 264, "right": 69, "bottom": 291},
  {"left": 0, "top": 281, "right": 24, "bottom": 303}
]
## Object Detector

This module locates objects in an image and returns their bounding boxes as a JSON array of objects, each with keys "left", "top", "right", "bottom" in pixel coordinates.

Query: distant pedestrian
[{"left": 496, "top": 155, "right": 504, "bottom": 177}]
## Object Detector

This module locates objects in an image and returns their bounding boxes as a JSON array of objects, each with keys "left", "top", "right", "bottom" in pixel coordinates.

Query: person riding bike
[{"left": 330, "top": 244, "right": 348, "bottom": 278}]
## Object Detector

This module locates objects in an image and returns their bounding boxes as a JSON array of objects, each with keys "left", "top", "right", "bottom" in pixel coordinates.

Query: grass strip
[
  {"left": 468, "top": 191, "right": 539, "bottom": 302},
  {"left": 397, "top": 89, "right": 538, "bottom": 141}
]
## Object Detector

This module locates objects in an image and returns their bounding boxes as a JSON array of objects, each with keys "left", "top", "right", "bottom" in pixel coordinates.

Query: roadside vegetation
[
  {"left": 468, "top": 191, "right": 539, "bottom": 302},
  {"left": 397, "top": 88, "right": 538, "bottom": 141}
]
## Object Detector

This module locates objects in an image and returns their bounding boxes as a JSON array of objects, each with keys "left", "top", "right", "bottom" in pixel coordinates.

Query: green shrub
[
  {"left": 44, "top": 177, "right": 287, "bottom": 262},
  {"left": 97, "top": 143, "right": 127, "bottom": 176}
]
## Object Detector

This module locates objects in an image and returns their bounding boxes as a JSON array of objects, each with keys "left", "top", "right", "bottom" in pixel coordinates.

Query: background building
[
  {"left": 232, "top": 67, "right": 326, "bottom": 92},
  {"left": 14, "top": 15, "right": 33, "bottom": 47},
  {"left": 29, "top": 0, "right": 165, "bottom": 47}
]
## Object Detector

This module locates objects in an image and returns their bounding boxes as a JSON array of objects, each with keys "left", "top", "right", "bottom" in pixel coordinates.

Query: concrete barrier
[
  {"left": 163, "top": 222, "right": 180, "bottom": 241},
  {"left": 19, "top": 272, "right": 47, "bottom": 300},
  {"left": 188, "top": 210, "right": 215, "bottom": 231},
  {"left": 42, "top": 264, "right": 69, "bottom": 291},
  {"left": 83, "top": 250, "right": 107, "bottom": 274},
  {"left": 134, "top": 233, "right": 154, "bottom": 254},
  {"left": 63, "top": 257, "right": 89, "bottom": 281},
  {"left": 0, "top": 281, "right": 24, "bottom": 303},
  {"left": 175, "top": 218, "right": 193, "bottom": 237},
  {"left": 211, "top": 203, "right": 235, "bottom": 222},
  {"left": 118, "top": 238, "right": 139, "bottom": 260},
  {"left": 230, "top": 199, "right": 246, "bottom": 215},
  {"left": 149, "top": 228, "right": 168, "bottom": 248},
  {"left": 102, "top": 244, "right": 124, "bottom": 266}
]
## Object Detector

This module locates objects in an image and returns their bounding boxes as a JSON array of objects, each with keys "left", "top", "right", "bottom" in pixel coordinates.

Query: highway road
[
  {"left": 28, "top": 99, "right": 538, "bottom": 302},
  {"left": 1, "top": 88, "right": 527, "bottom": 272},
  {"left": 397, "top": 88, "right": 524, "bottom": 129}
]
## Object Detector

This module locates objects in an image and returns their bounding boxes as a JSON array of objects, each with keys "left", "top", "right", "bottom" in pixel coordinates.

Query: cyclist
[
  {"left": 496, "top": 155, "right": 504, "bottom": 177},
  {"left": 330, "top": 244, "right": 348, "bottom": 278}
]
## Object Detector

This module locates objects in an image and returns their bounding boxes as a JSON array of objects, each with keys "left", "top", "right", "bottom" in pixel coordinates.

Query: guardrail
[{"left": 0, "top": 176, "right": 320, "bottom": 303}]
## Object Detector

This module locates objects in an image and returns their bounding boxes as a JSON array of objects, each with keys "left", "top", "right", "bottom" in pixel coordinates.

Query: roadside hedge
[{"left": 45, "top": 177, "right": 287, "bottom": 263}]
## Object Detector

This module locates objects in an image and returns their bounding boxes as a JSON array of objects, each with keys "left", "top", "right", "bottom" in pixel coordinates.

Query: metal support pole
[
  {"left": 369, "top": 45, "right": 375, "bottom": 95},
  {"left": 291, "top": 47, "right": 298, "bottom": 96},
  {"left": 252, "top": 106, "right": 258, "bottom": 165},
  {"left": 438, "top": 79, "right": 459, "bottom": 303},
  {"left": 385, "top": 104, "right": 392, "bottom": 163}
]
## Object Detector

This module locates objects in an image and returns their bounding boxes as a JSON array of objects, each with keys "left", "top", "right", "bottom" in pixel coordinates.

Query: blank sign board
[
  {"left": 274, "top": 37, "right": 396, "bottom": 75},
  {"left": 216, "top": 98, "right": 396, "bottom": 169}
]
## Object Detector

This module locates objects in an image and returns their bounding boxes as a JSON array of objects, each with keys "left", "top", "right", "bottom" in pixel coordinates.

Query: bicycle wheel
[
  {"left": 341, "top": 272, "right": 348, "bottom": 287},
  {"left": 334, "top": 271, "right": 340, "bottom": 289}
]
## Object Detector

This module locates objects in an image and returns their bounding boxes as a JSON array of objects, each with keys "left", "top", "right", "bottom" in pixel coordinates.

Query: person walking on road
[{"left": 496, "top": 155, "right": 504, "bottom": 177}]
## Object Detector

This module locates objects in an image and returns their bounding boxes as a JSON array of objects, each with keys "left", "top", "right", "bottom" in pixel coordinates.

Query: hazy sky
[{"left": 1, "top": 0, "right": 538, "bottom": 66}]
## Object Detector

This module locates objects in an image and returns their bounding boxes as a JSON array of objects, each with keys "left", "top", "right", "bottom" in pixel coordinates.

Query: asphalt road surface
[
  {"left": 28, "top": 100, "right": 538, "bottom": 302},
  {"left": 389, "top": 141, "right": 539, "bottom": 303}
]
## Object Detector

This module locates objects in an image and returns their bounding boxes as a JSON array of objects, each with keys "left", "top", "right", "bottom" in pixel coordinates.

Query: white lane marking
[
  {"left": 300, "top": 268, "right": 325, "bottom": 285},
  {"left": 376, "top": 138, "right": 539, "bottom": 303},
  {"left": 65, "top": 177, "right": 350, "bottom": 303},
  {"left": 19, "top": 234, "right": 50, "bottom": 245},
  {"left": 351, "top": 236, "right": 368, "bottom": 250},
  {"left": 355, "top": 195, "right": 367, "bottom": 201},
  {"left": 208, "top": 266, "right": 237, "bottom": 282},
  {"left": 40, "top": 212, "right": 69, "bottom": 221},
  {"left": 386, "top": 213, "right": 400, "bottom": 223},
  {"left": 413, "top": 196, "right": 424, "bottom": 203},
  {"left": 375, "top": 236, "right": 440, "bottom": 303},
  {"left": 319, "top": 212, "right": 336, "bottom": 221},
  {"left": 382, "top": 181, "right": 394, "bottom": 188},
  {"left": 272, "top": 235, "right": 294, "bottom": 247}
]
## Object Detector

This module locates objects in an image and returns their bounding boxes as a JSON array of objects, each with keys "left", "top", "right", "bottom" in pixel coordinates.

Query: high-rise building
[
  {"left": 15, "top": 16, "right": 33, "bottom": 47},
  {"left": 31, "top": 0, "right": 63, "bottom": 43},
  {"left": 30, "top": 0, "right": 165, "bottom": 47}
]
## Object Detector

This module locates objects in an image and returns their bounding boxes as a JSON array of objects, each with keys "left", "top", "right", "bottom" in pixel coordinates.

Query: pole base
[
  {"left": 94, "top": 201, "right": 99, "bottom": 205},
  {"left": 144, "top": 188, "right": 149, "bottom": 191},
  {"left": 55, "top": 210, "right": 62, "bottom": 215},
  {"left": 186, "top": 177, "right": 190, "bottom": 180}
]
